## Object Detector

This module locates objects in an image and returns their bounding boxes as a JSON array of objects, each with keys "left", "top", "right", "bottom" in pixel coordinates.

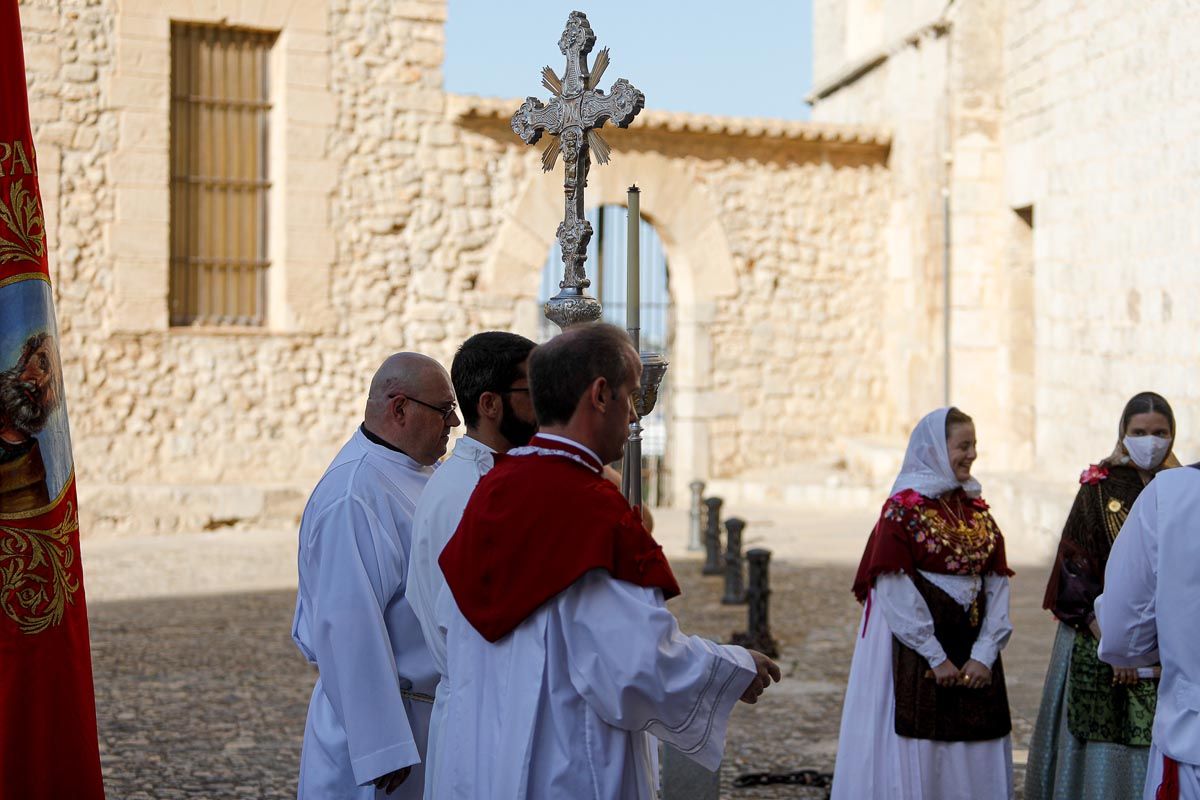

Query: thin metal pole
[{"left": 624, "top": 186, "right": 642, "bottom": 508}]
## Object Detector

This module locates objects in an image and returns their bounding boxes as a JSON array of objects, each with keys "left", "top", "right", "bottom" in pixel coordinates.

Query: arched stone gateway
[
  {"left": 480, "top": 150, "right": 738, "bottom": 504},
  {"left": 459, "top": 98, "right": 893, "bottom": 506}
]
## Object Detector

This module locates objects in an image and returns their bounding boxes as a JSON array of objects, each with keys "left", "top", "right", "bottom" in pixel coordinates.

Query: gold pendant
[{"left": 1108, "top": 499, "right": 1123, "bottom": 513}]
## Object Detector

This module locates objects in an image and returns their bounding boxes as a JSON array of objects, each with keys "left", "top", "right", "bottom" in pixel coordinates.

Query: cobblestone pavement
[{"left": 91, "top": 556, "right": 1056, "bottom": 799}]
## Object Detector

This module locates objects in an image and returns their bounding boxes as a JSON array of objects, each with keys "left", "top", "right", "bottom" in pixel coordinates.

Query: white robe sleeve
[
  {"left": 1097, "top": 480, "right": 1161, "bottom": 668},
  {"left": 874, "top": 573, "right": 948, "bottom": 668},
  {"left": 556, "top": 570, "right": 757, "bottom": 771},
  {"left": 304, "top": 497, "right": 421, "bottom": 784},
  {"left": 969, "top": 574, "right": 1013, "bottom": 669}
]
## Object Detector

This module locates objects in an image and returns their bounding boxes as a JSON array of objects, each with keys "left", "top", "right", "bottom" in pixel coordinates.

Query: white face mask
[{"left": 1123, "top": 434, "right": 1172, "bottom": 470}]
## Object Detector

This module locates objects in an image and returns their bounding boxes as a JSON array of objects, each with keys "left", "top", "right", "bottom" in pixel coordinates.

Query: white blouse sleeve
[
  {"left": 969, "top": 574, "right": 1013, "bottom": 668},
  {"left": 874, "top": 573, "right": 948, "bottom": 668}
]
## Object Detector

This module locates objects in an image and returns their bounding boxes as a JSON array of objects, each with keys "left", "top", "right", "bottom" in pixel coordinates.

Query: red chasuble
[
  {"left": 852, "top": 488, "right": 1013, "bottom": 603},
  {"left": 0, "top": 5, "right": 105, "bottom": 798},
  {"left": 439, "top": 434, "right": 680, "bottom": 643}
]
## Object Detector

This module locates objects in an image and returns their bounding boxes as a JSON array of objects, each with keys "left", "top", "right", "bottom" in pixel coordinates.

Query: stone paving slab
[{"left": 90, "top": 551, "right": 1057, "bottom": 798}]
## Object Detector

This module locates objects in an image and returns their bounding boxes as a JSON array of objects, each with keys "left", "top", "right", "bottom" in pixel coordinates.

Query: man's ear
[
  {"left": 588, "top": 376, "right": 609, "bottom": 412},
  {"left": 391, "top": 395, "right": 408, "bottom": 426},
  {"left": 478, "top": 391, "right": 503, "bottom": 422}
]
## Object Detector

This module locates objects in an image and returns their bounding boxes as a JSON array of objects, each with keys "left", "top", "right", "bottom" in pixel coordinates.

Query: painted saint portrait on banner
[{"left": 0, "top": 2, "right": 105, "bottom": 797}]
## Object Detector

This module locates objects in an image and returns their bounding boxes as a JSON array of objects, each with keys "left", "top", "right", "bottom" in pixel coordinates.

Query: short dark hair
[
  {"left": 451, "top": 332, "right": 537, "bottom": 428},
  {"left": 944, "top": 407, "right": 973, "bottom": 437},
  {"left": 529, "top": 323, "right": 636, "bottom": 426},
  {"left": 1120, "top": 391, "right": 1175, "bottom": 436}
]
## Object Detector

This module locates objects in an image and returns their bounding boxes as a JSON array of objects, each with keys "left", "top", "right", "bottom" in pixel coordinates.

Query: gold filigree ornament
[
  {"left": 1108, "top": 499, "right": 1123, "bottom": 513},
  {"left": 0, "top": 181, "right": 46, "bottom": 265},
  {"left": 0, "top": 503, "right": 80, "bottom": 634}
]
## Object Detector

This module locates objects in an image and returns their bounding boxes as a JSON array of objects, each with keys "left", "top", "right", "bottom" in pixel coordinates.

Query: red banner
[{"left": 0, "top": 3, "right": 106, "bottom": 797}]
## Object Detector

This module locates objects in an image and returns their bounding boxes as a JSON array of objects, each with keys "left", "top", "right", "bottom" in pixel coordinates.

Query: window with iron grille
[{"left": 169, "top": 22, "right": 276, "bottom": 327}]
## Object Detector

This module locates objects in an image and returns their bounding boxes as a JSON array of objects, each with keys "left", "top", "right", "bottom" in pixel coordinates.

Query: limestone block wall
[
  {"left": 809, "top": 25, "right": 952, "bottom": 437},
  {"left": 1004, "top": 0, "right": 1200, "bottom": 480},
  {"left": 19, "top": 0, "right": 894, "bottom": 534},
  {"left": 811, "top": 0, "right": 1200, "bottom": 559}
]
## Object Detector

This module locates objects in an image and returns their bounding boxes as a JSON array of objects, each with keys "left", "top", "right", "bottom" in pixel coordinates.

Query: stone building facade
[
  {"left": 18, "top": 0, "right": 894, "bottom": 535},
  {"left": 811, "top": 0, "right": 1200, "bottom": 555}
]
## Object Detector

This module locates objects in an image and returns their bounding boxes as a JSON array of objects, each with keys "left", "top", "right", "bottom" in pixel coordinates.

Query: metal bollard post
[
  {"left": 721, "top": 517, "right": 746, "bottom": 604},
  {"left": 732, "top": 548, "right": 779, "bottom": 657},
  {"left": 701, "top": 496, "right": 723, "bottom": 575},
  {"left": 687, "top": 480, "right": 705, "bottom": 551}
]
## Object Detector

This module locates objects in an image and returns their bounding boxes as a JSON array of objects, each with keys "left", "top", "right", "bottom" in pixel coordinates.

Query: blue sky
[{"left": 445, "top": 1, "right": 814, "bottom": 120}]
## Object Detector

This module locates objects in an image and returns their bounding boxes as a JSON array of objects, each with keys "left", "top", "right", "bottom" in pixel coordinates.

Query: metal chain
[{"left": 733, "top": 768, "right": 834, "bottom": 790}]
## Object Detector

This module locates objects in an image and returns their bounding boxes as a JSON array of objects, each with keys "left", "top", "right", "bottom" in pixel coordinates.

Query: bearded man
[
  {"left": 406, "top": 331, "right": 537, "bottom": 799},
  {"left": 432, "top": 323, "right": 780, "bottom": 799},
  {"left": 0, "top": 332, "right": 62, "bottom": 511}
]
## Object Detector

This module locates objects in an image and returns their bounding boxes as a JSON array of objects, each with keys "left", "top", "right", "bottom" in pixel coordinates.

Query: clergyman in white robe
[
  {"left": 1097, "top": 465, "right": 1200, "bottom": 800},
  {"left": 291, "top": 428, "right": 440, "bottom": 799},
  {"left": 437, "top": 569, "right": 754, "bottom": 799},
  {"left": 406, "top": 434, "right": 493, "bottom": 800},
  {"left": 432, "top": 434, "right": 759, "bottom": 800}
]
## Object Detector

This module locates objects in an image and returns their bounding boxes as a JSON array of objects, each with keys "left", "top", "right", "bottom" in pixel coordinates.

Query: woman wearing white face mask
[{"left": 1026, "top": 391, "right": 1180, "bottom": 800}]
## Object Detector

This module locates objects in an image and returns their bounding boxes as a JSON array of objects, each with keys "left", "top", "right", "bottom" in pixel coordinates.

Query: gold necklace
[{"left": 935, "top": 494, "right": 979, "bottom": 545}]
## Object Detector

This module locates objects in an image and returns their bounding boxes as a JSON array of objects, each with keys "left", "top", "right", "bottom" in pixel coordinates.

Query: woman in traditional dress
[
  {"left": 1025, "top": 391, "right": 1179, "bottom": 800},
  {"left": 830, "top": 407, "right": 1015, "bottom": 800}
]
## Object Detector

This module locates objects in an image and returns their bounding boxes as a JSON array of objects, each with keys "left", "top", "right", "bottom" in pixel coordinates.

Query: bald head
[
  {"left": 367, "top": 352, "right": 447, "bottom": 403},
  {"left": 363, "top": 352, "right": 460, "bottom": 465}
]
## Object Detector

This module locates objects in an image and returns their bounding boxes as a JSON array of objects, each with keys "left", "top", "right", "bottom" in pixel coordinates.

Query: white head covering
[{"left": 889, "top": 407, "right": 982, "bottom": 499}]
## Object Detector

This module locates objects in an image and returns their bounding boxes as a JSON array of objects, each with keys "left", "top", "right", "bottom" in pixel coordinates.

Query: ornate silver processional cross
[{"left": 510, "top": 11, "right": 645, "bottom": 329}]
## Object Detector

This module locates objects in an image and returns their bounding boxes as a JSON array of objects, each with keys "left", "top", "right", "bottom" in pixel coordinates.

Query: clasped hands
[{"left": 930, "top": 657, "right": 992, "bottom": 689}]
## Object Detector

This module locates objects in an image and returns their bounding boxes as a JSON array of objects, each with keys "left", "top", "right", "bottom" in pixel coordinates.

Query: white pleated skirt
[{"left": 829, "top": 589, "right": 1013, "bottom": 800}]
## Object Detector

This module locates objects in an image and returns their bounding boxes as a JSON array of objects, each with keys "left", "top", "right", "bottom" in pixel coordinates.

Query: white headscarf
[{"left": 888, "top": 407, "right": 982, "bottom": 499}]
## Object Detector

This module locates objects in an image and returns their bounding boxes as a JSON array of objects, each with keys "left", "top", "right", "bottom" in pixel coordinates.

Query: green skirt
[
  {"left": 1024, "top": 624, "right": 1150, "bottom": 800},
  {"left": 1067, "top": 629, "right": 1156, "bottom": 746}
]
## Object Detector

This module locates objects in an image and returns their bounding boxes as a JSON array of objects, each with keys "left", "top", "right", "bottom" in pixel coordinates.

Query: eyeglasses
[{"left": 395, "top": 395, "right": 458, "bottom": 423}]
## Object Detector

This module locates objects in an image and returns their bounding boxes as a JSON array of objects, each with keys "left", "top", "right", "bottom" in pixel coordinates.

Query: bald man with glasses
[{"left": 291, "top": 352, "right": 462, "bottom": 799}]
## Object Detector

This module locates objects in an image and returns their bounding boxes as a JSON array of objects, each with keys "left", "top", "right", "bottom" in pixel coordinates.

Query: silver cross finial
[{"left": 511, "top": 11, "right": 645, "bottom": 329}]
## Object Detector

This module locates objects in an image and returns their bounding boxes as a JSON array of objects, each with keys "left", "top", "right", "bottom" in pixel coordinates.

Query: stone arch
[{"left": 480, "top": 151, "right": 737, "bottom": 504}]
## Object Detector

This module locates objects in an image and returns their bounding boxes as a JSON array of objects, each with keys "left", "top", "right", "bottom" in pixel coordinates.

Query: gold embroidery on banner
[
  {"left": 0, "top": 272, "right": 50, "bottom": 291},
  {"left": 0, "top": 181, "right": 46, "bottom": 265},
  {"left": 0, "top": 502, "right": 80, "bottom": 635},
  {"left": 0, "top": 470, "right": 75, "bottom": 521}
]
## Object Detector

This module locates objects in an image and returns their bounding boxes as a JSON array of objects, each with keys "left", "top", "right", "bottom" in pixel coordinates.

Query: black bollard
[
  {"left": 731, "top": 548, "right": 779, "bottom": 657},
  {"left": 702, "top": 496, "right": 723, "bottom": 575},
  {"left": 721, "top": 517, "right": 746, "bottom": 604}
]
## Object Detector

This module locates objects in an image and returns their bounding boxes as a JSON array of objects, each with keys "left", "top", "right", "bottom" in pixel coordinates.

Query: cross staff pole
[{"left": 623, "top": 186, "right": 641, "bottom": 504}]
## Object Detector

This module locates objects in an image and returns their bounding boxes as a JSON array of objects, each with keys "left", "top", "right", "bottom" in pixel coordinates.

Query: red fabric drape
[
  {"left": 440, "top": 439, "right": 680, "bottom": 643},
  {"left": 0, "top": 4, "right": 106, "bottom": 797}
]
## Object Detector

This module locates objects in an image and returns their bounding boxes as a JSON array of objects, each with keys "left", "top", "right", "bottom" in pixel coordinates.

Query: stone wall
[
  {"left": 1004, "top": 0, "right": 1200, "bottom": 480},
  {"left": 19, "top": 0, "right": 894, "bottom": 534},
  {"left": 811, "top": 0, "right": 1200, "bottom": 559}
]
